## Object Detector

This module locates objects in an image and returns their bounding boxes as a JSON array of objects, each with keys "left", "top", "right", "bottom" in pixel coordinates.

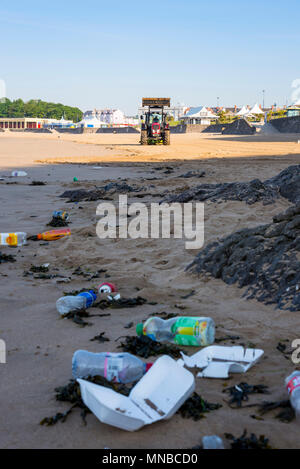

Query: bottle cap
[
  {"left": 98, "top": 282, "right": 117, "bottom": 294},
  {"left": 145, "top": 363, "right": 153, "bottom": 372},
  {"left": 136, "top": 323, "right": 144, "bottom": 336}
]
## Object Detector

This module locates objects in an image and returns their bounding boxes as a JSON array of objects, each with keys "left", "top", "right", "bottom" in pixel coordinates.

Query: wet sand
[{"left": 0, "top": 131, "right": 300, "bottom": 449}]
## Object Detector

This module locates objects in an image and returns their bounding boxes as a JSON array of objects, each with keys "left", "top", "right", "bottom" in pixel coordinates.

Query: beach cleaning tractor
[{"left": 140, "top": 98, "right": 171, "bottom": 145}]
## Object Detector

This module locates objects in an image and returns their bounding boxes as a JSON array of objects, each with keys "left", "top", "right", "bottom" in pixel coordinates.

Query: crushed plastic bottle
[
  {"left": 136, "top": 316, "right": 215, "bottom": 346},
  {"left": 202, "top": 436, "right": 224, "bottom": 449},
  {"left": 285, "top": 371, "right": 300, "bottom": 418},
  {"left": 52, "top": 211, "right": 69, "bottom": 221},
  {"left": 56, "top": 291, "right": 97, "bottom": 316},
  {"left": 72, "top": 350, "right": 153, "bottom": 383},
  {"left": 0, "top": 232, "right": 27, "bottom": 247}
]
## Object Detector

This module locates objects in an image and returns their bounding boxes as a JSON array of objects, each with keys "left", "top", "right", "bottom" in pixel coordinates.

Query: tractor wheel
[
  {"left": 140, "top": 130, "right": 148, "bottom": 145},
  {"left": 163, "top": 130, "right": 170, "bottom": 145}
]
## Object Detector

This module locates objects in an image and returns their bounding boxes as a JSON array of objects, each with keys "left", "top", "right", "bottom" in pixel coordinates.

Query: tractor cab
[{"left": 140, "top": 98, "right": 171, "bottom": 145}]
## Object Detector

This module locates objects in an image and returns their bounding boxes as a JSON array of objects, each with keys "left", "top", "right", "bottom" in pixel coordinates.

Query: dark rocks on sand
[
  {"left": 187, "top": 204, "right": 300, "bottom": 311},
  {"left": 222, "top": 119, "right": 256, "bottom": 135},
  {"left": 163, "top": 165, "right": 300, "bottom": 206},
  {"left": 60, "top": 182, "right": 142, "bottom": 202}
]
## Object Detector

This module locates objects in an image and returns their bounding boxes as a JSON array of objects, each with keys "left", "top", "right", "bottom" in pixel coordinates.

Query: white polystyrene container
[{"left": 77, "top": 355, "right": 195, "bottom": 431}]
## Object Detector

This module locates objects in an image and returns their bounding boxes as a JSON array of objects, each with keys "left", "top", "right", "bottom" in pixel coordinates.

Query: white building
[
  {"left": 180, "top": 106, "right": 218, "bottom": 125},
  {"left": 138, "top": 103, "right": 188, "bottom": 122}
]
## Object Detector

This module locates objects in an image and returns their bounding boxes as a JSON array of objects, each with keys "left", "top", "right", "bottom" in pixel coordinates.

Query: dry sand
[{"left": 1, "top": 131, "right": 300, "bottom": 449}]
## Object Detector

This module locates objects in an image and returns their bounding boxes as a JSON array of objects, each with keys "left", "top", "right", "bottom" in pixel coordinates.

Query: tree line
[{"left": 0, "top": 98, "right": 83, "bottom": 122}]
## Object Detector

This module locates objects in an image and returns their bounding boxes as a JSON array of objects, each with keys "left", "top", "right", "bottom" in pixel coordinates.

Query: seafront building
[
  {"left": 0, "top": 117, "right": 73, "bottom": 129},
  {"left": 83, "top": 109, "right": 138, "bottom": 127},
  {"left": 180, "top": 106, "right": 218, "bottom": 125}
]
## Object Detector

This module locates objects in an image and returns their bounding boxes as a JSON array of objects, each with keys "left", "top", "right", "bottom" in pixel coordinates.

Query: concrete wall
[
  {"left": 170, "top": 124, "right": 210, "bottom": 133},
  {"left": 270, "top": 116, "right": 300, "bottom": 133}
]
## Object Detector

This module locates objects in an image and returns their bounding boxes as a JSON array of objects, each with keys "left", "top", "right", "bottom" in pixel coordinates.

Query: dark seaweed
[
  {"left": 47, "top": 217, "right": 69, "bottom": 227},
  {"left": 90, "top": 332, "right": 110, "bottom": 343},
  {"left": 258, "top": 399, "right": 295, "bottom": 423},
  {"left": 224, "top": 430, "right": 272, "bottom": 449},
  {"left": 223, "top": 382, "right": 269, "bottom": 408},
  {"left": 30, "top": 181, "right": 46, "bottom": 186},
  {"left": 117, "top": 335, "right": 182, "bottom": 359},
  {"left": 30, "top": 264, "right": 49, "bottom": 273},
  {"left": 177, "top": 392, "right": 222, "bottom": 421},
  {"left": 0, "top": 252, "right": 16, "bottom": 263},
  {"left": 40, "top": 376, "right": 134, "bottom": 426},
  {"left": 94, "top": 296, "right": 148, "bottom": 309}
]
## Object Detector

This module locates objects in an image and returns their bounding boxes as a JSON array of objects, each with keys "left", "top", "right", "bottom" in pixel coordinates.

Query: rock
[
  {"left": 187, "top": 205, "right": 300, "bottom": 311},
  {"left": 222, "top": 119, "right": 256, "bottom": 135},
  {"left": 162, "top": 165, "right": 300, "bottom": 206}
]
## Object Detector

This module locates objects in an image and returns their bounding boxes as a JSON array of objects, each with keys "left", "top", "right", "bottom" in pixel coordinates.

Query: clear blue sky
[{"left": 0, "top": 0, "right": 299, "bottom": 114}]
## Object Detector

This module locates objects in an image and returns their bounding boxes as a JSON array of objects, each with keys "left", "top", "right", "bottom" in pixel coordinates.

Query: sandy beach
[{"left": 1, "top": 131, "right": 300, "bottom": 449}]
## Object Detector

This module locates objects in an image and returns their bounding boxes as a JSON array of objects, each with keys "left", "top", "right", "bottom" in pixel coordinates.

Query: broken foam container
[
  {"left": 178, "top": 345, "right": 264, "bottom": 379},
  {"left": 77, "top": 355, "right": 195, "bottom": 431}
]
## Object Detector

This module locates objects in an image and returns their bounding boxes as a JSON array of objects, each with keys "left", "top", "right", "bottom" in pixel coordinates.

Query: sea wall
[{"left": 269, "top": 116, "right": 300, "bottom": 133}]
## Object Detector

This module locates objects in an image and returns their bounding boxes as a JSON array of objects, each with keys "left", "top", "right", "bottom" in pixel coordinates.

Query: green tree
[{"left": 0, "top": 98, "right": 83, "bottom": 122}]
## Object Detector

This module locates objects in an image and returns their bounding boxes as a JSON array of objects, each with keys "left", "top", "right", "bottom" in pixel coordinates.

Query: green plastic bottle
[{"left": 136, "top": 316, "right": 215, "bottom": 346}]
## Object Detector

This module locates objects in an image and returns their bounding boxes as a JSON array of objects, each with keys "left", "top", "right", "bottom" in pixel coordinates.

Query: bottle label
[
  {"left": 173, "top": 317, "right": 209, "bottom": 346},
  {"left": 287, "top": 376, "right": 300, "bottom": 394},
  {"left": 77, "top": 292, "right": 95, "bottom": 308},
  {"left": 104, "top": 356, "right": 124, "bottom": 382}
]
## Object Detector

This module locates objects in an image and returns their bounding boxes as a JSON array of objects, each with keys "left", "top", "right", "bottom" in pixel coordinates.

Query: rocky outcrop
[
  {"left": 187, "top": 204, "right": 300, "bottom": 311},
  {"left": 162, "top": 165, "right": 300, "bottom": 206}
]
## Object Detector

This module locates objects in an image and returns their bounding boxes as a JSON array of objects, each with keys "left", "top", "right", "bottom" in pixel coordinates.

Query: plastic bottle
[
  {"left": 285, "top": 371, "right": 300, "bottom": 418},
  {"left": 37, "top": 228, "right": 71, "bottom": 241},
  {"left": 136, "top": 316, "right": 215, "bottom": 346},
  {"left": 72, "top": 350, "right": 153, "bottom": 383},
  {"left": 56, "top": 291, "right": 97, "bottom": 316},
  {"left": 53, "top": 211, "right": 69, "bottom": 221},
  {"left": 202, "top": 436, "right": 224, "bottom": 449},
  {"left": 0, "top": 232, "right": 27, "bottom": 246},
  {"left": 11, "top": 170, "right": 27, "bottom": 177}
]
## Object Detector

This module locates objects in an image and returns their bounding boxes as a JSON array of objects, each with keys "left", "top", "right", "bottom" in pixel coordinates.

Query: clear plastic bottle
[
  {"left": 56, "top": 291, "right": 97, "bottom": 316},
  {"left": 11, "top": 170, "right": 27, "bottom": 177},
  {"left": 202, "top": 436, "right": 224, "bottom": 449},
  {"left": 285, "top": 371, "right": 300, "bottom": 418},
  {"left": 72, "top": 350, "right": 153, "bottom": 383},
  {"left": 0, "top": 232, "right": 27, "bottom": 246},
  {"left": 136, "top": 316, "right": 215, "bottom": 346}
]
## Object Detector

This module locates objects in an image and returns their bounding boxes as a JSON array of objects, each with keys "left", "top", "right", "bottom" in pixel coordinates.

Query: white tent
[
  {"left": 248, "top": 103, "right": 264, "bottom": 115},
  {"left": 236, "top": 105, "right": 249, "bottom": 116},
  {"left": 78, "top": 116, "right": 107, "bottom": 128}
]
